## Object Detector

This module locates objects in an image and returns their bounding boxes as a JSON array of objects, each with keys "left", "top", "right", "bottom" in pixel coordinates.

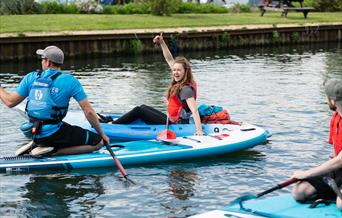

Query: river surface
[{"left": 0, "top": 42, "right": 341, "bottom": 217}]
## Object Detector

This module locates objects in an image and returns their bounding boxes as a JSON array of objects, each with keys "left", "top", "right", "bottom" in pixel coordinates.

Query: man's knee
[
  {"left": 292, "top": 181, "right": 316, "bottom": 203},
  {"left": 292, "top": 184, "right": 306, "bottom": 202}
]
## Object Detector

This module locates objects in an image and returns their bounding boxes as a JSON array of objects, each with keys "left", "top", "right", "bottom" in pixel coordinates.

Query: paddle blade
[
  {"left": 228, "top": 195, "right": 257, "bottom": 206},
  {"left": 105, "top": 143, "right": 135, "bottom": 185},
  {"left": 229, "top": 178, "right": 299, "bottom": 207},
  {"left": 166, "top": 130, "right": 176, "bottom": 139},
  {"left": 157, "top": 130, "right": 176, "bottom": 140}
]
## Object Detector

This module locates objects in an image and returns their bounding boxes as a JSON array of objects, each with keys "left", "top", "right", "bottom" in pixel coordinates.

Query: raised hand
[{"left": 153, "top": 32, "right": 164, "bottom": 44}]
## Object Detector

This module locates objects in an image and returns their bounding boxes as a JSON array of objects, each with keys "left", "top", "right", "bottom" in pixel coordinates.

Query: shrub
[
  {"left": 0, "top": 0, "right": 42, "bottom": 15},
  {"left": 272, "top": 30, "right": 280, "bottom": 43},
  {"left": 220, "top": 32, "right": 230, "bottom": 46},
  {"left": 63, "top": 3, "right": 79, "bottom": 13},
  {"left": 303, "top": 0, "right": 314, "bottom": 7},
  {"left": 102, "top": 1, "right": 228, "bottom": 15},
  {"left": 103, "top": 2, "right": 150, "bottom": 14},
  {"left": 103, "top": 5, "right": 116, "bottom": 14},
  {"left": 291, "top": 32, "right": 300, "bottom": 41},
  {"left": 40, "top": 1, "right": 64, "bottom": 14},
  {"left": 229, "top": 3, "right": 251, "bottom": 13},
  {"left": 77, "top": 0, "right": 103, "bottom": 14},
  {"left": 313, "top": 0, "right": 342, "bottom": 12},
  {"left": 176, "top": 2, "right": 227, "bottom": 13},
  {"left": 146, "top": 0, "right": 178, "bottom": 16},
  {"left": 0, "top": 0, "right": 237, "bottom": 15},
  {"left": 40, "top": 1, "right": 79, "bottom": 14},
  {"left": 122, "top": 2, "right": 150, "bottom": 14},
  {"left": 129, "top": 39, "right": 143, "bottom": 55}
]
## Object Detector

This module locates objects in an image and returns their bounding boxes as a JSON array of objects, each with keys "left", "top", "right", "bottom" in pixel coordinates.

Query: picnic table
[{"left": 258, "top": 0, "right": 314, "bottom": 18}]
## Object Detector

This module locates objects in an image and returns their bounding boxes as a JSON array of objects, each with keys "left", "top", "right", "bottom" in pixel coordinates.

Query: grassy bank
[{"left": 0, "top": 12, "right": 341, "bottom": 33}]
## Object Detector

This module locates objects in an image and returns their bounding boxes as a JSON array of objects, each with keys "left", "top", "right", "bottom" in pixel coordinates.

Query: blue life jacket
[{"left": 26, "top": 71, "right": 68, "bottom": 124}]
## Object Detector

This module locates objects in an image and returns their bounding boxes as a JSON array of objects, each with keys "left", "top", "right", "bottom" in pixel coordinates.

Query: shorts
[
  {"left": 178, "top": 118, "right": 190, "bottom": 124},
  {"left": 306, "top": 176, "right": 337, "bottom": 200},
  {"left": 34, "top": 122, "right": 102, "bottom": 149}
]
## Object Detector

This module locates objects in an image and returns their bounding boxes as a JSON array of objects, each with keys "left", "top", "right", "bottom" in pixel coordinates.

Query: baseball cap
[
  {"left": 36, "top": 45, "right": 64, "bottom": 64},
  {"left": 325, "top": 79, "right": 342, "bottom": 102}
]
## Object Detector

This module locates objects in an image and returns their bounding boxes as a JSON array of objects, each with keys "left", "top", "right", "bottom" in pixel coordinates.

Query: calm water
[{"left": 0, "top": 43, "right": 341, "bottom": 217}]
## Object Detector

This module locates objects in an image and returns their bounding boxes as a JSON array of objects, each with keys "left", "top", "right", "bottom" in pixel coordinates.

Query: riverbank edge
[
  {"left": 1, "top": 23, "right": 341, "bottom": 38},
  {"left": 1, "top": 22, "right": 341, "bottom": 62}
]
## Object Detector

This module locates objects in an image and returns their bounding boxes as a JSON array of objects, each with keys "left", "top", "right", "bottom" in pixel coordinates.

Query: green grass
[{"left": 0, "top": 12, "right": 341, "bottom": 33}]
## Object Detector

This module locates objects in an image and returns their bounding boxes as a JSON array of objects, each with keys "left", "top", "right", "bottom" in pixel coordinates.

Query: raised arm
[{"left": 153, "top": 33, "right": 174, "bottom": 70}]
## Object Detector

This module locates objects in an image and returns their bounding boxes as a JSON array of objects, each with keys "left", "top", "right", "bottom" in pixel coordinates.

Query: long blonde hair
[{"left": 166, "top": 56, "right": 194, "bottom": 99}]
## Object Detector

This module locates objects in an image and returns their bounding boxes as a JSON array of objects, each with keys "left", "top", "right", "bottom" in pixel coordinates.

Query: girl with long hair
[{"left": 112, "top": 33, "right": 203, "bottom": 136}]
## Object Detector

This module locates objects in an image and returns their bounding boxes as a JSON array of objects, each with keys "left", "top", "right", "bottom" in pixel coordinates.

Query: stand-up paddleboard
[
  {"left": 1, "top": 124, "right": 269, "bottom": 173},
  {"left": 190, "top": 194, "right": 342, "bottom": 218},
  {"left": 17, "top": 105, "right": 268, "bottom": 141}
]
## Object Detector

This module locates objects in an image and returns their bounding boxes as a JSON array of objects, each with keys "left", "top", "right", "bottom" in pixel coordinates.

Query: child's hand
[
  {"left": 153, "top": 32, "right": 164, "bottom": 44},
  {"left": 195, "top": 129, "right": 203, "bottom": 136}
]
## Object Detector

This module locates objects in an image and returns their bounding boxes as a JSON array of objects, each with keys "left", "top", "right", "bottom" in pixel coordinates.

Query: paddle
[
  {"left": 104, "top": 142, "right": 135, "bottom": 185},
  {"left": 157, "top": 115, "right": 176, "bottom": 140},
  {"left": 230, "top": 178, "right": 298, "bottom": 209}
]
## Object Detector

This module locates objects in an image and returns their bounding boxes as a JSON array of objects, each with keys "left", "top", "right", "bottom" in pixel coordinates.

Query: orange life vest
[
  {"left": 329, "top": 112, "right": 342, "bottom": 156},
  {"left": 167, "top": 82, "right": 197, "bottom": 123}
]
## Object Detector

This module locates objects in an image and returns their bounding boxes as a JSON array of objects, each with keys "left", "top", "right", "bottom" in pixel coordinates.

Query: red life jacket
[
  {"left": 329, "top": 112, "right": 342, "bottom": 156},
  {"left": 167, "top": 82, "right": 197, "bottom": 123}
]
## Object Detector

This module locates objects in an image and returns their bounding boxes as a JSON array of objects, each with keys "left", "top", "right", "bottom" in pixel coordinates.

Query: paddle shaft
[
  {"left": 105, "top": 143, "right": 129, "bottom": 179},
  {"left": 230, "top": 178, "right": 299, "bottom": 210},
  {"left": 256, "top": 178, "right": 298, "bottom": 198},
  {"left": 165, "top": 115, "right": 170, "bottom": 131},
  {"left": 157, "top": 114, "right": 176, "bottom": 140}
]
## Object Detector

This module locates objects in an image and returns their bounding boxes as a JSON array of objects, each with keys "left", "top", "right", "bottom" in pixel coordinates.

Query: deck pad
[{"left": 228, "top": 194, "right": 341, "bottom": 217}]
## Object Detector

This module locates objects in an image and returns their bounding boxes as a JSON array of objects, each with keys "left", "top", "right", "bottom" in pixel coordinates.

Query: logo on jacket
[
  {"left": 34, "top": 90, "right": 43, "bottom": 100},
  {"left": 51, "top": 87, "right": 59, "bottom": 94}
]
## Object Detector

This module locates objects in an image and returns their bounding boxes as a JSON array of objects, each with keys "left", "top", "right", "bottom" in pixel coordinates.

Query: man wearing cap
[
  {"left": 291, "top": 79, "right": 342, "bottom": 210},
  {"left": 0, "top": 45, "right": 109, "bottom": 156}
]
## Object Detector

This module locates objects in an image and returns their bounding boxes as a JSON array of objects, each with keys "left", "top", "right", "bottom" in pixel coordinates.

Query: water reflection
[
  {"left": 159, "top": 169, "right": 198, "bottom": 218},
  {"left": 168, "top": 169, "right": 198, "bottom": 201},
  {"left": 21, "top": 175, "right": 104, "bottom": 217}
]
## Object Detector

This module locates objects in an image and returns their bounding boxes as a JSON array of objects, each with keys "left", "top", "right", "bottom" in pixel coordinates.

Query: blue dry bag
[{"left": 198, "top": 104, "right": 223, "bottom": 117}]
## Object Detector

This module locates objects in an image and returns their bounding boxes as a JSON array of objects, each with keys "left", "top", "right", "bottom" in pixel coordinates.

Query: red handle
[
  {"left": 279, "top": 178, "right": 298, "bottom": 188},
  {"left": 105, "top": 143, "right": 128, "bottom": 178},
  {"left": 113, "top": 155, "right": 128, "bottom": 178}
]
